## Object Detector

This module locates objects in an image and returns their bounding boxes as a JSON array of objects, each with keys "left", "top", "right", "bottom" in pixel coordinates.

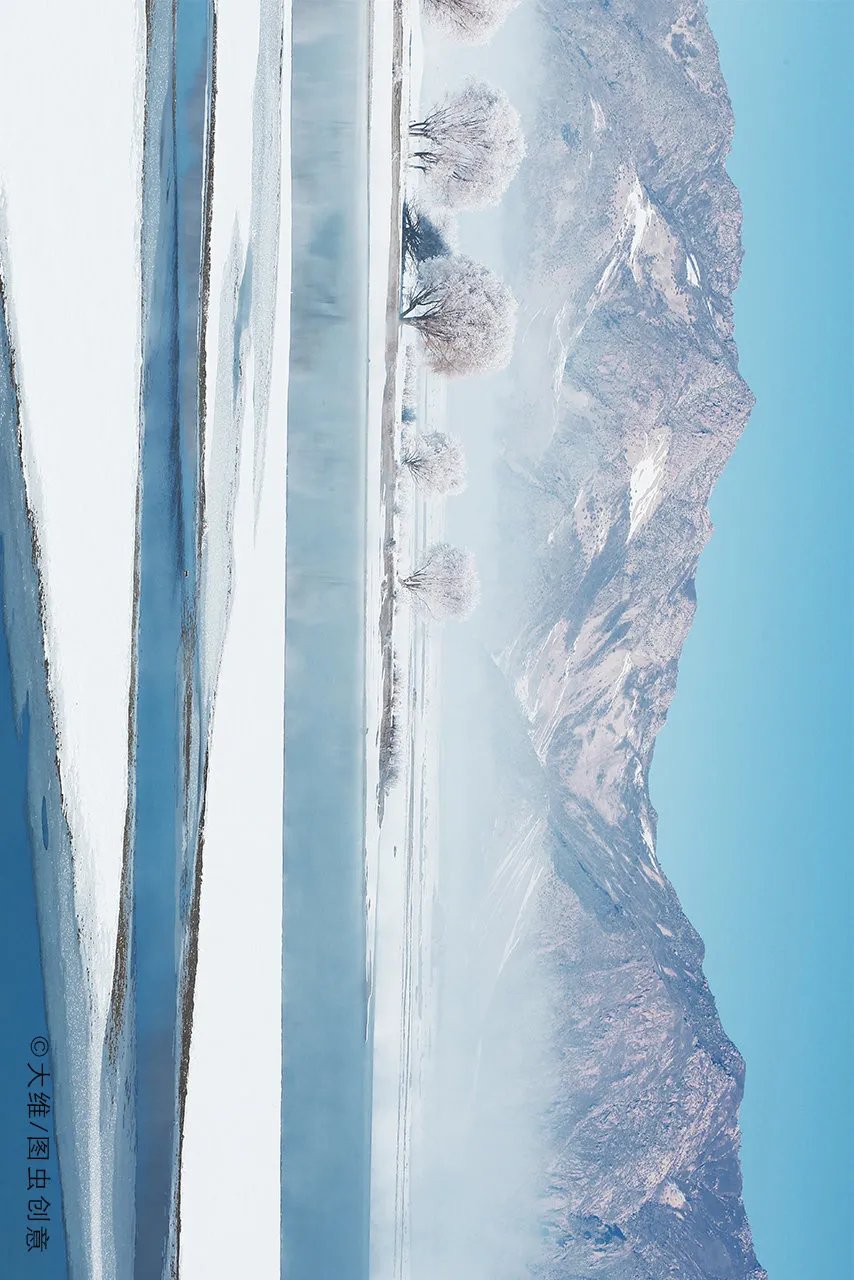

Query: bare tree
[
  {"left": 409, "top": 80, "right": 525, "bottom": 210},
  {"left": 401, "top": 428, "right": 467, "bottom": 494},
  {"left": 401, "top": 254, "right": 517, "bottom": 376},
  {"left": 400, "top": 542, "right": 480, "bottom": 620},
  {"left": 402, "top": 200, "right": 459, "bottom": 265},
  {"left": 423, "top": 0, "right": 522, "bottom": 45}
]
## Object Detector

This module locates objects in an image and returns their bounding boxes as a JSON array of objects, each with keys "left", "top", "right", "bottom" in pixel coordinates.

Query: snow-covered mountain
[{"left": 486, "top": 2, "right": 765, "bottom": 1275}]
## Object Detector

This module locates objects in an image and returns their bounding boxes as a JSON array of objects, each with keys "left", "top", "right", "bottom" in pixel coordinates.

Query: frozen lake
[{"left": 282, "top": 3, "right": 371, "bottom": 1278}]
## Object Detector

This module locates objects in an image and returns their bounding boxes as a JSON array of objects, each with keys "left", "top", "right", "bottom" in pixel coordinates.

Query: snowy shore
[
  {"left": 366, "top": 5, "right": 452, "bottom": 1276},
  {"left": 177, "top": 2, "right": 291, "bottom": 1275}
]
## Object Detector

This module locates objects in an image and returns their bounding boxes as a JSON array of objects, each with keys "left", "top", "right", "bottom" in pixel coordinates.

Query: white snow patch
[
  {"left": 686, "top": 252, "right": 700, "bottom": 287},
  {"left": 626, "top": 177, "right": 652, "bottom": 268},
  {"left": 628, "top": 433, "right": 669, "bottom": 542},
  {"left": 640, "top": 858, "right": 665, "bottom": 888},
  {"left": 640, "top": 808, "right": 657, "bottom": 858},
  {"left": 608, "top": 653, "right": 633, "bottom": 707},
  {"left": 660, "top": 1182, "right": 687, "bottom": 1211}
]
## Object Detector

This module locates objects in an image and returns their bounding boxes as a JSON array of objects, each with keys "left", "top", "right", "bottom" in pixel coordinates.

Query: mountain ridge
[{"left": 485, "top": 3, "right": 766, "bottom": 1274}]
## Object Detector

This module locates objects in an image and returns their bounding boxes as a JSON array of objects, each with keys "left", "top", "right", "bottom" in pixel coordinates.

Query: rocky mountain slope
[{"left": 486, "top": 3, "right": 766, "bottom": 1275}]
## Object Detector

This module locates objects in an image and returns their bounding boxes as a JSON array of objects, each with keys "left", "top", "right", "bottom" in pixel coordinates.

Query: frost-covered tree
[
  {"left": 402, "top": 200, "right": 458, "bottom": 265},
  {"left": 401, "top": 254, "right": 517, "bottom": 376},
  {"left": 401, "top": 428, "right": 467, "bottom": 495},
  {"left": 401, "top": 345, "right": 420, "bottom": 423},
  {"left": 423, "top": 0, "right": 521, "bottom": 44},
  {"left": 400, "top": 542, "right": 480, "bottom": 620},
  {"left": 409, "top": 80, "right": 525, "bottom": 210},
  {"left": 379, "top": 652, "right": 404, "bottom": 796}
]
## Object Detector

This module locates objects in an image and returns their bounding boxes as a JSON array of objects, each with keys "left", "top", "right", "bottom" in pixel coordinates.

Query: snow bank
[{"left": 177, "top": 2, "right": 290, "bottom": 1275}]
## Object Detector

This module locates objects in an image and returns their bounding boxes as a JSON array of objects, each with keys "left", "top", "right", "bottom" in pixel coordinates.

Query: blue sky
[{"left": 651, "top": 3, "right": 853, "bottom": 1277}]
